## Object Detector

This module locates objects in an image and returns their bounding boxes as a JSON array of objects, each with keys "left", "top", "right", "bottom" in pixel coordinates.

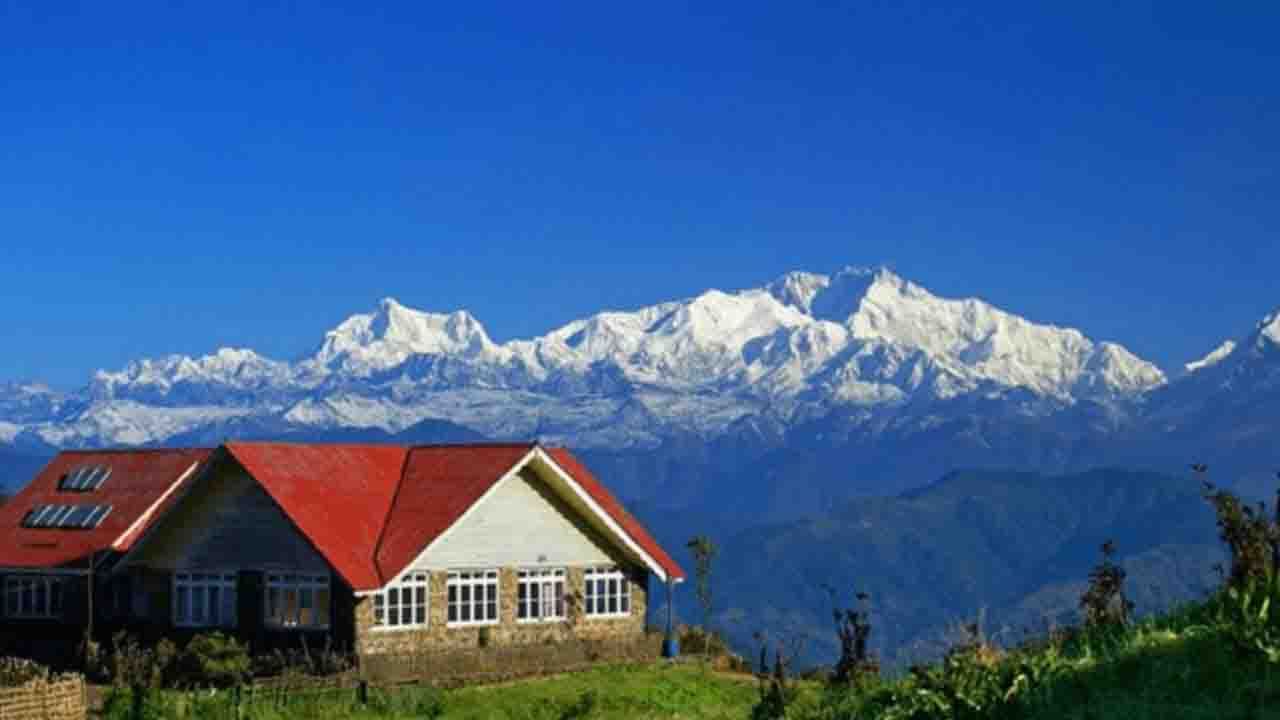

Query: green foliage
[
  {"left": 688, "top": 535, "right": 720, "bottom": 655},
  {"left": 1199, "top": 473, "right": 1280, "bottom": 588},
  {"left": 1079, "top": 540, "right": 1134, "bottom": 628},
  {"left": 175, "top": 632, "right": 251, "bottom": 689},
  {"left": 106, "top": 632, "right": 178, "bottom": 690},
  {"left": 0, "top": 656, "right": 48, "bottom": 686}
]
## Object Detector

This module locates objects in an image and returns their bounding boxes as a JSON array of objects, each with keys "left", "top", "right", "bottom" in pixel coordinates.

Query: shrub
[
  {"left": 176, "top": 632, "right": 250, "bottom": 689},
  {"left": 1080, "top": 540, "right": 1133, "bottom": 628},
  {"left": 1198, "top": 470, "right": 1279, "bottom": 587},
  {"left": 106, "top": 632, "right": 177, "bottom": 690},
  {"left": 0, "top": 656, "right": 47, "bottom": 687}
]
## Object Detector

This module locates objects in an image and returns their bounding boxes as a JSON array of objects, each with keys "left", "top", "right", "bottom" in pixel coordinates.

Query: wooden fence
[{"left": 0, "top": 674, "right": 85, "bottom": 720}]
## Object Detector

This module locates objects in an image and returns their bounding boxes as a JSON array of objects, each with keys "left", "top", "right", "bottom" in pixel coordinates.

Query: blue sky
[{"left": 1, "top": 1, "right": 1277, "bottom": 388}]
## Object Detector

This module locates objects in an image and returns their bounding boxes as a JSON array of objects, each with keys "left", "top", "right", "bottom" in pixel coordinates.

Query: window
[
  {"left": 517, "top": 568, "right": 566, "bottom": 623},
  {"left": 173, "top": 572, "right": 237, "bottom": 628},
  {"left": 265, "top": 573, "right": 330, "bottom": 629},
  {"left": 59, "top": 465, "right": 111, "bottom": 491},
  {"left": 4, "top": 576, "right": 63, "bottom": 619},
  {"left": 584, "top": 566, "right": 630, "bottom": 618},
  {"left": 20, "top": 504, "right": 111, "bottom": 529},
  {"left": 446, "top": 570, "right": 498, "bottom": 626},
  {"left": 372, "top": 572, "right": 429, "bottom": 630}
]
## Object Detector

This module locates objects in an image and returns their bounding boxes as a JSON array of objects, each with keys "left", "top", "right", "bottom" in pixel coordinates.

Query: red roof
[
  {"left": 0, "top": 448, "right": 212, "bottom": 569},
  {"left": 375, "top": 444, "right": 535, "bottom": 583},
  {"left": 0, "top": 442, "right": 684, "bottom": 589},
  {"left": 223, "top": 443, "right": 408, "bottom": 591}
]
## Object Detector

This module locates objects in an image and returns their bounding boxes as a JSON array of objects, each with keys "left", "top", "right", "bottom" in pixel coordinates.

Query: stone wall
[
  {"left": 355, "top": 565, "right": 647, "bottom": 656},
  {"left": 360, "top": 633, "right": 663, "bottom": 686},
  {"left": 0, "top": 674, "right": 85, "bottom": 720}
]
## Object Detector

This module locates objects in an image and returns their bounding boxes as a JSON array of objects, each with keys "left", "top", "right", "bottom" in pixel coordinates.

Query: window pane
[
  {"left": 461, "top": 603, "right": 471, "bottom": 622},
  {"left": 222, "top": 587, "right": 237, "bottom": 627},
  {"left": 193, "top": 587, "right": 207, "bottom": 624},
  {"left": 49, "top": 581, "right": 62, "bottom": 615},
  {"left": 209, "top": 587, "right": 221, "bottom": 624},
  {"left": 317, "top": 589, "right": 330, "bottom": 627},
  {"left": 414, "top": 586, "right": 425, "bottom": 606},
  {"left": 415, "top": 604, "right": 426, "bottom": 625},
  {"left": 448, "top": 603, "right": 457, "bottom": 623},
  {"left": 285, "top": 589, "right": 299, "bottom": 626},
  {"left": 387, "top": 587, "right": 399, "bottom": 607}
]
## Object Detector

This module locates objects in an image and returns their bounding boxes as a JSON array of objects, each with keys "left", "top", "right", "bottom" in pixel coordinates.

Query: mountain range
[
  {"left": 2, "top": 266, "right": 1278, "bottom": 516},
  {"left": 3, "top": 266, "right": 1275, "bottom": 666}
]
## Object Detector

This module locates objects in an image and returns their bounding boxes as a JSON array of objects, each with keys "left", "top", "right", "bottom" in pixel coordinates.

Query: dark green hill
[{"left": 687, "top": 468, "right": 1223, "bottom": 669}]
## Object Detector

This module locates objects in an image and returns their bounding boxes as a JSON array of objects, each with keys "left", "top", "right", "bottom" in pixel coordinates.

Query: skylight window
[
  {"left": 58, "top": 465, "right": 111, "bottom": 492},
  {"left": 21, "top": 504, "right": 112, "bottom": 530}
]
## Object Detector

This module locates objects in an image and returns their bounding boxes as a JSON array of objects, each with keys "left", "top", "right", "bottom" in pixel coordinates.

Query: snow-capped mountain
[{"left": 0, "top": 267, "right": 1171, "bottom": 452}]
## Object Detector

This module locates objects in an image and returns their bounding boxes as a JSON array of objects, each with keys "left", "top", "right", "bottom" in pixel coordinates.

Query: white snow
[
  {"left": 2, "top": 266, "right": 1187, "bottom": 449},
  {"left": 1184, "top": 340, "right": 1238, "bottom": 374}
]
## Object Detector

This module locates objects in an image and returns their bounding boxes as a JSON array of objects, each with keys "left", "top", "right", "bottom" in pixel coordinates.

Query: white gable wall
[{"left": 410, "top": 468, "right": 616, "bottom": 572}]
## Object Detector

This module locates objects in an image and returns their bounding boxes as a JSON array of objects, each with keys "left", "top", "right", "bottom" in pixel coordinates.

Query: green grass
[
  {"left": 99, "top": 663, "right": 764, "bottom": 720},
  {"left": 783, "top": 595, "right": 1280, "bottom": 720},
  {"left": 443, "top": 663, "right": 760, "bottom": 719},
  {"left": 99, "top": 587, "right": 1280, "bottom": 719}
]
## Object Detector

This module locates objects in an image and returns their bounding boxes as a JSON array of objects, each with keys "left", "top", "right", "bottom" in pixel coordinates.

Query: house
[{"left": 0, "top": 442, "right": 684, "bottom": 662}]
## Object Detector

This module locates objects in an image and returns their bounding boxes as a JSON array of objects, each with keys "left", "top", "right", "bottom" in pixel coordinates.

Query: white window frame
[
  {"left": 446, "top": 569, "right": 499, "bottom": 627},
  {"left": 517, "top": 568, "right": 566, "bottom": 624},
  {"left": 371, "top": 571, "right": 429, "bottom": 631},
  {"left": 584, "top": 566, "right": 631, "bottom": 618},
  {"left": 265, "top": 573, "right": 331, "bottom": 630},
  {"left": 4, "top": 575, "right": 63, "bottom": 619},
  {"left": 173, "top": 571, "right": 238, "bottom": 629}
]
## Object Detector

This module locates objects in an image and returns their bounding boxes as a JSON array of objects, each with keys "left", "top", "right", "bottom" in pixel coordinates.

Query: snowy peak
[
  {"left": 1184, "top": 340, "right": 1238, "bottom": 374},
  {"left": 1254, "top": 308, "right": 1280, "bottom": 348},
  {"left": 766, "top": 266, "right": 890, "bottom": 321},
  {"left": 310, "top": 297, "right": 499, "bottom": 375}
]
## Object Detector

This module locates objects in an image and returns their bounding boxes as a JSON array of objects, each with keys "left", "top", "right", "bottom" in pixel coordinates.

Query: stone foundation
[{"left": 355, "top": 565, "right": 647, "bottom": 656}]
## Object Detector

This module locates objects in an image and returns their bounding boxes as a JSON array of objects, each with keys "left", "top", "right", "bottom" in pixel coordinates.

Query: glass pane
[
  {"left": 461, "top": 585, "right": 470, "bottom": 604},
  {"left": 285, "top": 589, "right": 299, "bottom": 626},
  {"left": 49, "top": 581, "right": 62, "bottom": 615},
  {"left": 5, "top": 584, "right": 18, "bottom": 616},
  {"left": 487, "top": 601, "right": 497, "bottom": 621},
  {"left": 223, "top": 587, "right": 237, "bottom": 627},
  {"left": 461, "top": 603, "right": 471, "bottom": 622},
  {"left": 388, "top": 587, "right": 399, "bottom": 607},
  {"left": 529, "top": 591, "right": 539, "bottom": 618},
  {"left": 193, "top": 587, "right": 206, "bottom": 624},
  {"left": 400, "top": 606, "right": 412, "bottom": 625},
  {"left": 209, "top": 587, "right": 220, "bottom": 625},
  {"left": 609, "top": 594, "right": 618, "bottom": 614},
  {"left": 415, "top": 604, "right": 426, "bottom": 625},
  {"left": 415, "top": 586, "right": 425, "bottom": 606},
  {"left": 176, "top": 586, "right": 190, "bottom": 623},
  {"left": 317, "top": 589, "right": 330, "bottom": 626},
  {"left": 373, "top": 595, "right": 384, "bottom": 625},
  {"left": 267, "top": 587, "right": 280, "bottom": 623},
  {"left": 621, "top": 593, "right": 630, "bottom": 614},
  {"left": 448, "top": 603, "right": 457, "bottom": 623}
]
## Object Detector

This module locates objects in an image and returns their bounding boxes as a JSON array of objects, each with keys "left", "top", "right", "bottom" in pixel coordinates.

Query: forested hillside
[{"left": 684, "top": 468, "right": 1223, "bottom": 668}]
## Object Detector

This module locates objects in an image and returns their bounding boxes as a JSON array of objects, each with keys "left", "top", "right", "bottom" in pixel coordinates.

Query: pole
[{"left": 662, "top": 579, "right": 679, "bottom": 658}]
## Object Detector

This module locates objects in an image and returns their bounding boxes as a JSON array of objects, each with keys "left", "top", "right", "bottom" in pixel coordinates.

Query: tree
[{"left": 686, "top": 535, "right": 718, "bottom": 656}]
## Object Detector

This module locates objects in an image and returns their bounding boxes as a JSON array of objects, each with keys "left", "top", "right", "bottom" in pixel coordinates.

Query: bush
[
  {"left": 0, "top": 656, "right": 47, "bottom": 687},
  {"left": 176, "top": 632, "right": 250, "bottom": 689},
  {"left": 106, "top": 632, "right": 177, "bottom": 690}
]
